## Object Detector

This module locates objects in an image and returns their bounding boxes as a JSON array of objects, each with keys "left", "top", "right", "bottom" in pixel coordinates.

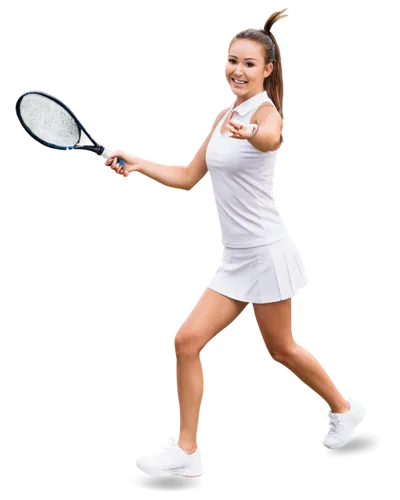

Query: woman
[{"left": 105, "top": 8, "right": 366, "bottom": 478}]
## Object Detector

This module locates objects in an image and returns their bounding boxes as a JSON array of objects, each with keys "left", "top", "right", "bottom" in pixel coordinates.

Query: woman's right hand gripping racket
[{"left": 102, "top": 149, "right": 141, "bottom": 180}]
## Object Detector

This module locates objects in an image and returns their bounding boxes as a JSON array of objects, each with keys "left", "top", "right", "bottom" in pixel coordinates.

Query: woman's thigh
[
  {"left": 252, "top": 298, "right": 295, "bottom": 358},
  {"left": 175, "top": 288, "right": 248, "bottom": 354}
]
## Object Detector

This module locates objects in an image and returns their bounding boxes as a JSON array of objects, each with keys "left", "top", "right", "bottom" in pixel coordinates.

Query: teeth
[{"left": 233, "top": 78, "right": 246, "bottom": 84}]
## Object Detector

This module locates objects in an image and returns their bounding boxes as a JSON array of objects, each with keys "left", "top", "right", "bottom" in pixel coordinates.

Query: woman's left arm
[
  {"left": 247, "top": 104, "right": 283, "bottom": 152},
  {"left": 229, "top": 104, "right": 283, "bottom": 153}
]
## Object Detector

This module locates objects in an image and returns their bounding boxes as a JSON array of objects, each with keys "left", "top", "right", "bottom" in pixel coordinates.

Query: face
[{"left": 225, "top": 39, "right": 273, "bottom": 103}]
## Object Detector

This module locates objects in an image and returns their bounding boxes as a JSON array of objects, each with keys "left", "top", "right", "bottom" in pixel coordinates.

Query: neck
[{"left": 233, "top": 89, "right": 264, "bottom": 108}]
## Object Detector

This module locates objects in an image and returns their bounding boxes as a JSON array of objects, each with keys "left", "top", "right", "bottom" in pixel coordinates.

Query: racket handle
[{"left": 101, "top": 148, "right": 126, "bottom": 167}]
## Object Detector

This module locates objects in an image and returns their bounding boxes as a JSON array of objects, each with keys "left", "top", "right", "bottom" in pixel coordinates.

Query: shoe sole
[
  {"left": 136, "top": 452, "right": 206, "bottom": 478},
  {"left": 142, "top": 471, "right": 204, "bottom": 479},
  {"left": 137, "top": 465, "right": 203, "bottom": 478}
]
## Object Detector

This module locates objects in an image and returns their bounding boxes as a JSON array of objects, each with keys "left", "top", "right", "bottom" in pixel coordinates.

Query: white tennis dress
[{"left": 205, "top": 90, "right": 308, "bottom": 303}]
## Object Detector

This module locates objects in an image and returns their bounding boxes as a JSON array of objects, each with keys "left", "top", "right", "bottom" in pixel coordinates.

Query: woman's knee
[
  {"left": 268, "top": 342, "right": 297, "bottom": 363},
  {"left": 174, "top": 330, "right": 203, "bottom": 356}
]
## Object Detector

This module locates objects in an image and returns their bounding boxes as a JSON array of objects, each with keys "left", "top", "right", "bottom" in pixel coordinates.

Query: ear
[{"left": 264, "top": 62, "right": 274, "bottom": 78}]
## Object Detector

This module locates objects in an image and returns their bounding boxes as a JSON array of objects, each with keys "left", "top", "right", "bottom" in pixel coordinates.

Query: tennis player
[{"left": 105, "top": 8, "right": 366, "bottom": 478}]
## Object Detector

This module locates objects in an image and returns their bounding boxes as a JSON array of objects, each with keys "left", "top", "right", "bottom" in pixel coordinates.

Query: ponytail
[{"left": 230, "top": 8, "right": 288, "bottom": 146}]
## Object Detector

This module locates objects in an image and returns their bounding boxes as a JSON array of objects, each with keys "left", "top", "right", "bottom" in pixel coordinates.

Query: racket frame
[{"left": 16, "top": 91, "right": 106, "bottom": 156}]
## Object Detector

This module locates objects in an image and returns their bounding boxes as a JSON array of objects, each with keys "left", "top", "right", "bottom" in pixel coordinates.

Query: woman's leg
[
  {"left": 175, "top": 288, "right": 248, "bottom": 453},
  {"left": 253, "top": 298, "right": 349, "bottom": 413}
]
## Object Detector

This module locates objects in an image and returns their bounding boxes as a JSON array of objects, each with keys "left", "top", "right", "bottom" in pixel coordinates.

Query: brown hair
[{"left": 229, "top": 8, "right": 288, "bottom": 146}]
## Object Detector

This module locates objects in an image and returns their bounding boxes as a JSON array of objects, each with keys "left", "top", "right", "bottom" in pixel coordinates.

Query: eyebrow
[{"left": 228, "top": 55, "right": 258, "bottom": 61}]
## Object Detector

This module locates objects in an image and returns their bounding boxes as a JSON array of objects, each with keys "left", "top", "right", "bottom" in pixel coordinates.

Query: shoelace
[
  {"left": 161, "top": 437, "right": 176, "bottom": 453},
  {"left": 327, "top": 412, "right": 345, "bottom": 433}
]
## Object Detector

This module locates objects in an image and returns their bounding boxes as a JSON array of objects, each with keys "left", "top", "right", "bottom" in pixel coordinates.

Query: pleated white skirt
[{"left": 207, "top": 237, "right": 309, "bottom": 304}]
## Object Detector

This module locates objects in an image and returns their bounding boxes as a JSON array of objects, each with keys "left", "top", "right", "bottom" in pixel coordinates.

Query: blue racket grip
[{"left": 101, "top": 149, "right": 126, "bottom": 168}]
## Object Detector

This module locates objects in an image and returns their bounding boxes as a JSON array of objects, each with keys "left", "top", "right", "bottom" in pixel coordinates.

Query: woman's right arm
[
  {"left": 136, "top": 160, "right": 189, "bottom": 190},
  {"left": 105, "top": 107, "right": 229, "bottom": 190},
  {"left": 106, "top": 153, "right": 189, "bottom": 190}
]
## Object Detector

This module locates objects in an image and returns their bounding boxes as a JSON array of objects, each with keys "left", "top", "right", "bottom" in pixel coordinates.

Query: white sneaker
[
  {"left": 323, "top": 397, "right": 366, "bottom": 449},
  {"left": 136, "top": 437, "right": 204, "bottom": 477}
]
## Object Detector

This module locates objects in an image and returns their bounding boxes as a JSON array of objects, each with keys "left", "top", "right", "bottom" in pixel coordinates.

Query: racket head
[{"left": 15, "top": 91, "right": 101, "bottom": 153}]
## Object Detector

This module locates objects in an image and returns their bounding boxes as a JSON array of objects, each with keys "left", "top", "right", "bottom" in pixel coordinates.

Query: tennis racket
[{"left": 15, "top": 91, "right": 125, "bottom": 168}]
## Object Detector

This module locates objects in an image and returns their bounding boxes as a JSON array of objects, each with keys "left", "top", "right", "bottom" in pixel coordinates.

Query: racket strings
[{"left": 19, "top": 94, "right": 80, "bottom": 147}]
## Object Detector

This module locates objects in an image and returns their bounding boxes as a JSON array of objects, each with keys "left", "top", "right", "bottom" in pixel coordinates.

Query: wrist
[
  {"left": 136, "top": 159, "right": 150, "bottom": 173},
  {"left": 247, "top": 123, "right": 259, "bottom": 140}
]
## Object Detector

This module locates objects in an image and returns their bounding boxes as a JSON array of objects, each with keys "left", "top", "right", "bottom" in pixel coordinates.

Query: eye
[{"left": 228, "top": 59, "right": 254, "bottom": 67}]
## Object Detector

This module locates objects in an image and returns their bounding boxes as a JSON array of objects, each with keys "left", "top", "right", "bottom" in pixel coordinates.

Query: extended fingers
[
  {"left": 228, "top": 127, "right": 247, "bottom": 139},
  {"left": 228, "top": 124, "right": 238, "bottom": 133},
  {"left": 231, "top": 121, "right": 256, "bottom": 139},
  {"left": 229, "top": 121, "right": 245, "bottom": 136}
]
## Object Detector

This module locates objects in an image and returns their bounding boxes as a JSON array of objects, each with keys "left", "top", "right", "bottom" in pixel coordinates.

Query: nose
[{"left": 232, "top": 68, "right": 245, "bottom": 77}]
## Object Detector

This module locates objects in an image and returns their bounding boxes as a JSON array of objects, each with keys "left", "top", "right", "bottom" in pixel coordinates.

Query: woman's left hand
[{"left": 228, "top": 115, "right": 257, "bottom": 139}]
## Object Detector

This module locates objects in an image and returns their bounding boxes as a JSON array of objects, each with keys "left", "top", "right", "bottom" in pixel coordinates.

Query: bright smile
[{"left": 232, "top": 78, "right": 247, "bottom": 85}]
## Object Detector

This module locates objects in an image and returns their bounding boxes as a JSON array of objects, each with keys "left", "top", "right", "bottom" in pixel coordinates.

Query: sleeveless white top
[{"left": 206, "top": 90, "right": 289, "bottom": 248}]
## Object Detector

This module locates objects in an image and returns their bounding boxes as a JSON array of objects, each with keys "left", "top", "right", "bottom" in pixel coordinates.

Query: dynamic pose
[{"left": 106, "top": 8, "right": 366, "bottom": 478}]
